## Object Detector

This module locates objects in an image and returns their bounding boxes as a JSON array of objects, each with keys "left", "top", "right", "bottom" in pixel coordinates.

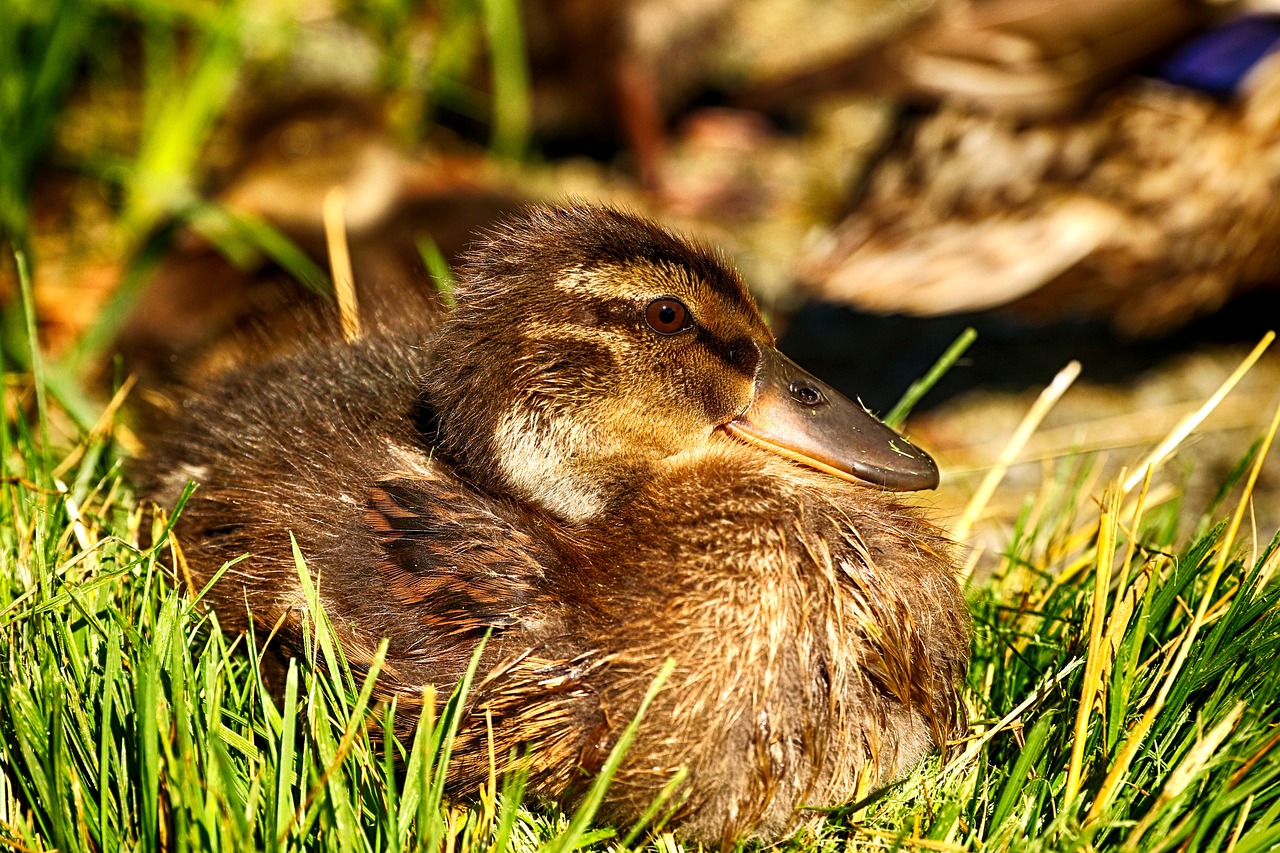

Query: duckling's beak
[{"left": 725, "top": 348, "right": 940, "bottom": 491}]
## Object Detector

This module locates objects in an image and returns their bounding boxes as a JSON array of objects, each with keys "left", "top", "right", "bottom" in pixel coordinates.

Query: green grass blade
[
  {"left": 884, "top": 327, "right": 976, "bottom": 429},
  {"left": 482, "top": 0, "right": 531, "bottom": 160},
  {"left": 990, "top": 711, "right": 1055, "bottom": 832},
  {"left": 273, "top": 660, "right": 300, "bottom": 844},
  {"left": 417, "top": 235, "right": 457, "bottom": 307}
]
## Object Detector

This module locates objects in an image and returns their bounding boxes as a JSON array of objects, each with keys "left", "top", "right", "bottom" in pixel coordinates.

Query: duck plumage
[
  {"left": 137, "top": 205, "right": 968, "bottom": 845},
  {"left": 797, "top": 7, "right": 1280, "bottom": 336}
]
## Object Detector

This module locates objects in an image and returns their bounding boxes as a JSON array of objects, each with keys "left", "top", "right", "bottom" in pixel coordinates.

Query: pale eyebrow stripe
[
  {"left": 550, "top": 262, "right": 701, "bottom": 302},
  {"left": 519, "top": 321, "right": 624, "bottom": 345}
]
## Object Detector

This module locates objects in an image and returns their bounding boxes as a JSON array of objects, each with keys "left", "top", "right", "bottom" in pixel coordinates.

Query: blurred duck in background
[
  {"left": 117, "top": 0, "right": 1280, "bottom": 387},
  {"left": 789, "top": 0, "right": 1280, "bottom": 337}
]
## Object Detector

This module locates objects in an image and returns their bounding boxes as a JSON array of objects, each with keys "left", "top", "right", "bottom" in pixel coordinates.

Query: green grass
[{"left": 0, "top": 0, "right": 96, "bottom": 245}]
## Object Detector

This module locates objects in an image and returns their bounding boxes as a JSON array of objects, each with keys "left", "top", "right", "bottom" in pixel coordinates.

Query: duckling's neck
[
  {"left": 489, "top": 406, "right": 634, "bottom": 524},
  {"left": 418, "top": 386, "right": 660, "bottom": 526}
]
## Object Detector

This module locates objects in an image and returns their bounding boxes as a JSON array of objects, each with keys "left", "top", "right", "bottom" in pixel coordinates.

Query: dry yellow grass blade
[
  {"left": 1034, "top": 478, "right": 1172, "bottom": 613},
  {"left": 954, "top": 360, "right": 1082, "bottom": 550},
  {"left": 654, "top": 831, "right": 683, "bottom": 853},
  {"left": 480, "top": 707, "right": 498, "bottom": 840},
  {"left": 324, "top": 186, "right": 360, "bottom": 343},
  {"left": 1099, "top": 572, "right": 1144, "bottom": 680},
  {"left": 1210, "top": 399, "right": 1280, "bottom": 589},
  {"left": 1226, "top": 793, "right": 1256, "bottom": 853},
  {"left": 1064, "top": 482, "right": 1121, "bottom": 806},
  {"left": 52, "top": 375, "right": 138, "bottom": 479},
  {"left": 1121, "top": 332, "right": 1274, "bottom": 495}
]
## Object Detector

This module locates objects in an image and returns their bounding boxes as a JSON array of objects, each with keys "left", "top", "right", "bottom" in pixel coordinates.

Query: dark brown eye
[{"left": 645, "top": 298, "right": 690, "bottom": 335}]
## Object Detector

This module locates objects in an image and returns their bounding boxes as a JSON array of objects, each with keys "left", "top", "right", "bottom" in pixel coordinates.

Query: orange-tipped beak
[{"left": 725, "top": 347, "right": 939, "bottom": 491}]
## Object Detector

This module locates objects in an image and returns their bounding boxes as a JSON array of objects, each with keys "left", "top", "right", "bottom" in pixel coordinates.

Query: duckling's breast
[{"left": 546, "top": 447, "right": 969, "bottom": 841}]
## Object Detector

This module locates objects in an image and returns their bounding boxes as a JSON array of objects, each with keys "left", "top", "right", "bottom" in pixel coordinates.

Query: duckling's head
[{"left": 421, "top": 205, "right": 937, "bottom": 523}]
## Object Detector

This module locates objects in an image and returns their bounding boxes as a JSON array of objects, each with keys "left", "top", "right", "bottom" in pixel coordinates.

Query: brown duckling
[{"left": 136, "top": 205, "right": 969, "bottom": 845}]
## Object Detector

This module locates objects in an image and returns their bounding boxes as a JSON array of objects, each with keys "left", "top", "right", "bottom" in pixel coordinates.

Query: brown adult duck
[
  {"left": 136, "top": 205, "right": 969, "bottom": 845},
  {"left": 796, "top": 4, "right": 1280, "bottom": 337}
]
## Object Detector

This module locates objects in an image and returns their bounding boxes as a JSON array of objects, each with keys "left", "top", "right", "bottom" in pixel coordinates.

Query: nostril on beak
[{"left": 789, "top": 383, "right": 825, "bottom": 407}]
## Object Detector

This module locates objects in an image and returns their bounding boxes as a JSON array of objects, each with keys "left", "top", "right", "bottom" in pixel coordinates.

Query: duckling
[{"left": 136, "top": 205, "right": 969, "bottom": 845}]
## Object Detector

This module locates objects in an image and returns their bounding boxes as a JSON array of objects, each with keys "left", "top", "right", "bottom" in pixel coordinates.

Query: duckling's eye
[{"left": 645, "top": 298, "right": 691, "bottom": 335}]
